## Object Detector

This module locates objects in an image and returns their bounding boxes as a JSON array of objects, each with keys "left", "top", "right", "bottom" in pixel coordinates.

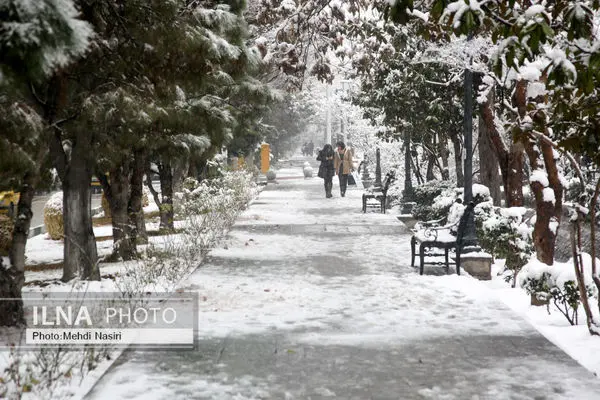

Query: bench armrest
[{"left": 415, "top": 216, "right": 447, "bottom": 229}]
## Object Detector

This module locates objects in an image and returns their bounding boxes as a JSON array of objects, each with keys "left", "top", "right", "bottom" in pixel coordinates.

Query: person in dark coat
[{"left": 317, "top": 144, "right": 335, "bottom": 198}]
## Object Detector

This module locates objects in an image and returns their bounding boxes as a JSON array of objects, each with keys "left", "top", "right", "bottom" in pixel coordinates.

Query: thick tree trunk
[
  {"left": 516, "top": 80, "right": 562, "bottom": 264},
  {"left": 60, "top": 132, "right": 99, "bottom": 281},
  {"left": 158, "top": 161, "right": 174, "bottom": 231},
  {"left": 107, "top": 165, "right": 136, "bottom": 261},
  {"left": 478, "top": 114, "right": 502, "bottom": 205},
  {"left": 0, "top": 257, "right": 24, "bottom": 326},
  {"left": 0, "top": 173, "right": 38, "bottom": 326},
  {"left": 480, "top": 83, "right": 524, "bottom": 206},
  {"left": 129, "top": 151, "right": 147, "bottom": 245},
  {"left": 62, "top": 165, "right": 99, "bottom": 281}
]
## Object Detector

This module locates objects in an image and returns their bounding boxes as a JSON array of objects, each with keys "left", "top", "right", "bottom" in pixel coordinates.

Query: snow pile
[
  {"left": 518, "top": 255, "right": 598, "bottom": 325},
  {"left": 518, "top": 255, "right": 598, "bottom": 294},
  {"left": 43, "top": 191, "right": 64, "bottom": 240},
  {"left": 472, "top": 183, "right": 490, "bottom": 199},
  {"left": 303, "top": 164, "right": 313, "bottom": 178}
]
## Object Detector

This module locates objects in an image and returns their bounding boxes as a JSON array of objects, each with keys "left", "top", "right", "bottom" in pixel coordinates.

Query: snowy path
[{"left": 86, "top": 158, "right": 600, "bottom": 399}]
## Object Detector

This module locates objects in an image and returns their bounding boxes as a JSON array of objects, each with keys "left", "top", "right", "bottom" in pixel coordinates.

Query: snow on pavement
[{"left": 86, "top": 162, "right": 600, "bottom": 400}]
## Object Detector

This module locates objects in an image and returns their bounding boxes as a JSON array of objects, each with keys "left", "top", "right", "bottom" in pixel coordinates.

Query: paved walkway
[{"left": 86, "top": 157, "right": 600, "bottom": 400}]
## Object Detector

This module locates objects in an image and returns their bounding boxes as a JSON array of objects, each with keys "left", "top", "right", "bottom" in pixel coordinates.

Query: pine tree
[{"left": 0, "top": 0, "right": 92, "bottom": 325}]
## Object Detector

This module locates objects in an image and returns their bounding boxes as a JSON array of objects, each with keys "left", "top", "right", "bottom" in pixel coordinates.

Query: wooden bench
[
  {"left": 362, "top": 171, "right": 395, "bottom": 214},
  {"left": 410, "top": 202, "right": 477, "bottom": 275}
]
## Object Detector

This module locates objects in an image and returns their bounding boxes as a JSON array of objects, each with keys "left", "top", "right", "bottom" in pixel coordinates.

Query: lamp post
[
  {"left": 325, "top": 85, "right": 332, "bottom": 145},
  {"left": 402, "top": 130, "right": 414, "bottom": 213},
  {"left": 374, "top": 148, "right": 382, "bottom": 188},
  {"left": 462, "top": 35, "right": 479, "bottom": 246}
]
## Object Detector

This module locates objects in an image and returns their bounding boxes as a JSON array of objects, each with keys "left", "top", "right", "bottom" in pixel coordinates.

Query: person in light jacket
[
  {"left": 317, "top": 144, "right": 335, "bottom": 198},
  {"left": 334, "top": 141, "right": 353, "bottom": 197}
]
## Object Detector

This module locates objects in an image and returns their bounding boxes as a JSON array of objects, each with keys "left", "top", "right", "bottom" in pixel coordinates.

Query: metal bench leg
[
  {"left": 419, "top": 243, "right": 426, "bottom": 275},
  {"left": 410, "top": 237, "right": 416, "bottom": 268},
  {"left": 445, "top": 248, "right": 449, "bottom": 273},
  {"left": 456, "top": 251, "right": 461, "bottom": 275},
  {"left": 381, "top": 195, "right": 386, "bottom": 214},
  {"left": 362, "top": 194, "right": 366, "bottom": 213}
]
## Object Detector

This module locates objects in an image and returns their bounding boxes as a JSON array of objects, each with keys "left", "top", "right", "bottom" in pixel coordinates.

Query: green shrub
[
  {"left": 518, "top": 259, "right": 595, "bottom": 325},
  {"left": 411, "top": 180, "right": 454, "bottom": 221},
  {"left": 475, "top": 203, "right": 533, "bottom": 285}
]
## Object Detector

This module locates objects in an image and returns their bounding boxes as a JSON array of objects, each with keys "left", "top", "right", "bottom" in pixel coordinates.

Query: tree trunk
[
  {"left": 572, "top": 211, "right": 599, "bottom": 335},
  {"left": 439, "top": 137, "right": 450, "bottom": 181},
  {"left": 60, "top": 131, "right": 99, "bottom": 281},
  {"left": 425, "top": 133, "right": 436, "bottom": 181},
  {"left": 426, "top": 156, "right": 436, "bottom": 181},
  {"left": 449, "top": 131, "right": 464, "bottom": 187},
  {"left": 516, "top": 79, "right": 562, "bottom": 264},
  {"left": 403, "top": 131, "right": 413, "bottom": 200},
  {"left": 0, "top": 173, "right": 38, "bottom": 326},
  {"left": 158, "top": 161, "right": 174, "bottom": 231},
  {"left": 0, "top": 257, "right": 25, "bottom": 326},
  {"left": 480, "top": 82, "right": 524, "bottom": 206},
  {"left": 172, "top": 156, "right": 189, "bottom": 194},
  {"left": 107, "top": 165, "right": 136, "bottom": 261},
  {"left": 129, "top": 151, "right": 147, "bottom": 245},
  {"left": 506, "top": 142, "right": 525, "bottom": 206},
  {"left": 478, "top": 114, "right": 502, "bottom": 205}
]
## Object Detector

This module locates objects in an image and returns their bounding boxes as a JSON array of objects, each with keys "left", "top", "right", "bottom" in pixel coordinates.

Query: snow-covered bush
[
  {"left": 475, "top": 203, "right": 533, "bottom": 285},
  {"left": 142, "top": 184, "right": 150, "bottom": 207},
  {"left": 0, "top": 214, "right": 13, "bottom": 256},
  {"left": 0, "top": 340, "right": 110, "bottom": 399},
  {"left": 412, "top": 181, "right": 491, "bottom": 222},
  {"left": 518, "top": 256, "right": 597, "bottom": 325},
  {"left": 411, "top": 180, "right": 454, "bottom": 221},
  {"left": 119, "top": 171, "right": 258, "bottom": 295},
  {"left": 180, "top": 170, "right": 257, "bottom": 253},
  {"left": 182, "top": 177, "right": 199, "bottom": 191},
  {"left": 43, "top": 192, "right": 63, "bottom": 240}
]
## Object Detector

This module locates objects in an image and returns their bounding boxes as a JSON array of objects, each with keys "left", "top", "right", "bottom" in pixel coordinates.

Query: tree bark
[
  {"left": 410, "top": 153, "right": 424, "bottom": 185},
  {"left": 172, "top": 156, "right": 189, "bottom": 194},
  {"left": 1, "top": 172, "right": 39, "bottom": 326},
  {"left": 516, "top": 79, "right": 562, "bottom": 265},
  {"left": 105, "top": 165, "right": 136, "bottom": 261},
  {"left": 129, "top": 150, "right": 147, "bottom": 245},
  {"left": 572, "top": 209, "right": 599, "bottom": 335},
  {"left": 425, "top": 134, "right": 436, "bottom": 181},
  {"left": 158, "top": 160, "right": 174, "bottom": 231},
  {"left": 478, "top": 114, "right": 502, "bottom": 205},
  {"left": 59, "top": 129, "right": 99, "bottom": 281},
  {"left": 480, "top": 82, "right": 524, "bottom": 206},
  {"left": 439, "top": 136, "right": 450, "bottom": 181},
  {"left": 448, "top": 130, "right": 464, "bottom": 187},
  {"left": 507, "top": 142, "right": 525, "bottom": 206},
  {"left": 0, "top": 255, "right": 25, "bottom": 326}
]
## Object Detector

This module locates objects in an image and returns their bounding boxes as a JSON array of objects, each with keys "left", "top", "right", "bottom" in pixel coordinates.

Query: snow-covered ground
[
  {"left": 486, "top": 260, "right": 600, "bottom": 378},
  {"left": 86, "top": 161, "right": 600, "bottom": 400}
]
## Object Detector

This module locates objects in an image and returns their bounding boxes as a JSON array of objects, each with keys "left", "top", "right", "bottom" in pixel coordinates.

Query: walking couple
[{"left": 316, "top": 141, "right": 353, "bottom": 198}]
